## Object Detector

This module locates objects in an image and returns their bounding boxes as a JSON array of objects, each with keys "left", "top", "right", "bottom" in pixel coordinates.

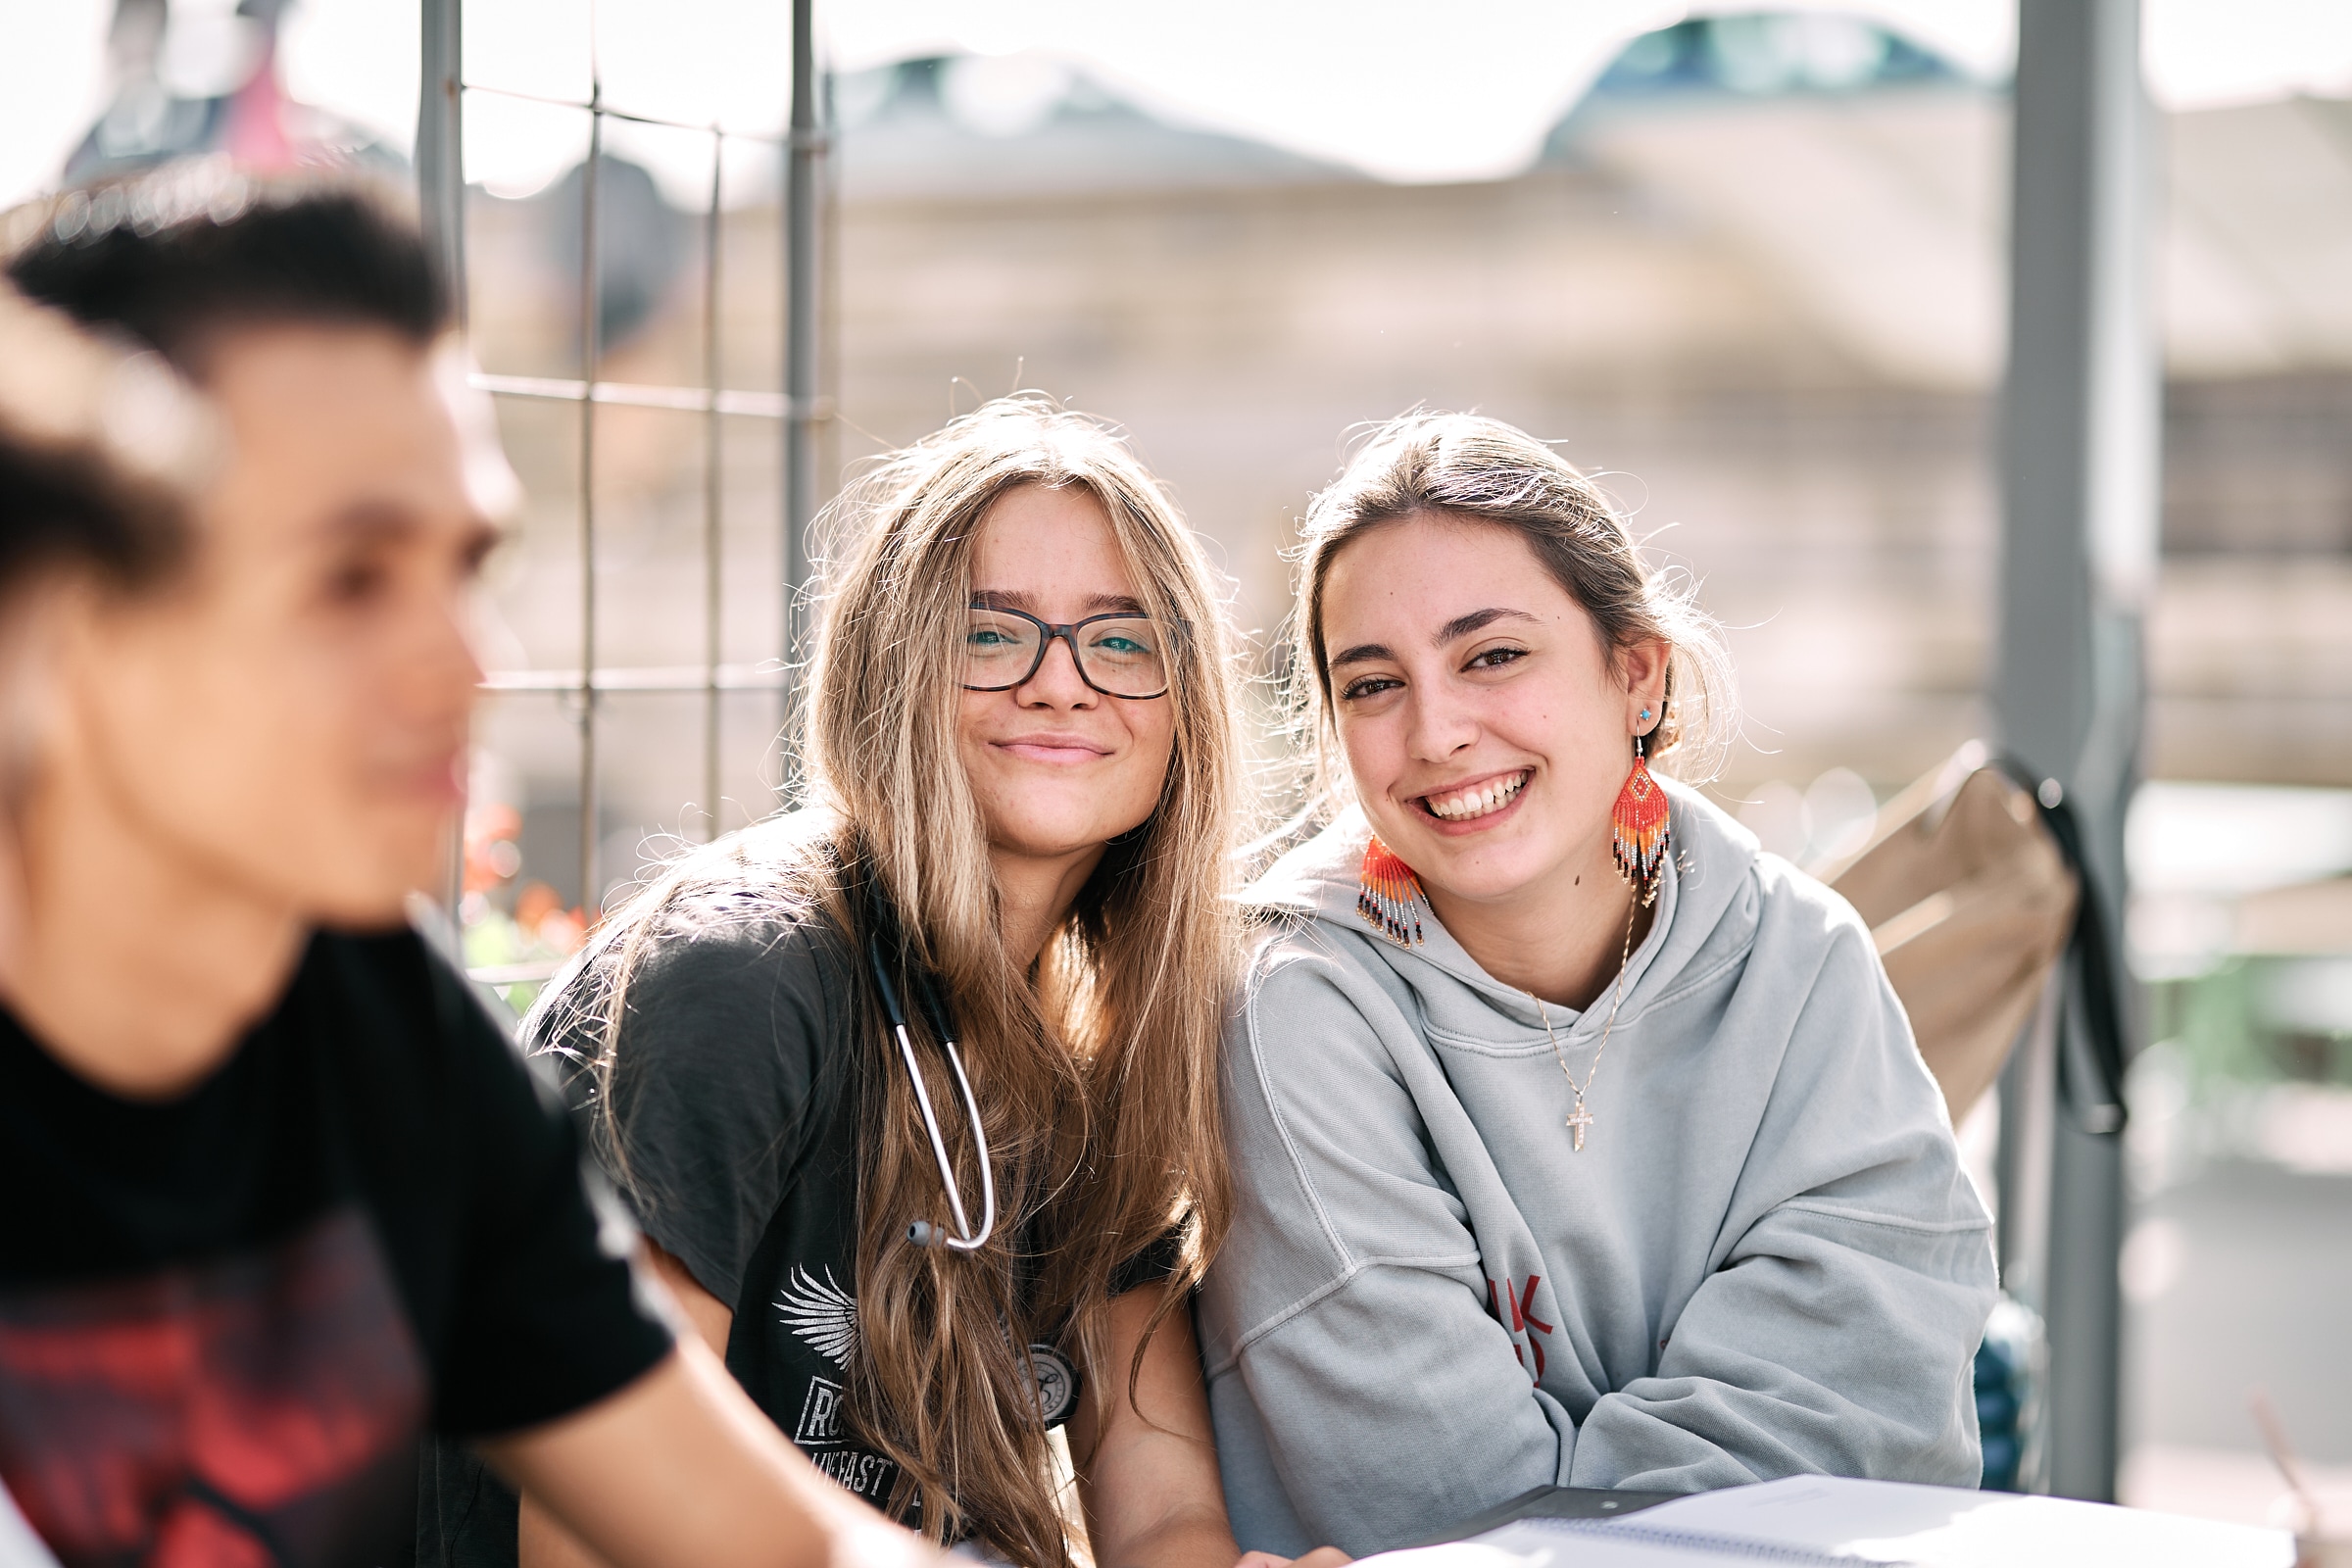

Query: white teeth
[{"left": 1427, "top": 772, "right": 1526, "bottom": 820}]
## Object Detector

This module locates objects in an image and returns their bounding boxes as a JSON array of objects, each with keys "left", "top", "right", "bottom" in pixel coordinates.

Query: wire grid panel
[{"left": 446, "top": 22, "right": 808, "bottom": 994}]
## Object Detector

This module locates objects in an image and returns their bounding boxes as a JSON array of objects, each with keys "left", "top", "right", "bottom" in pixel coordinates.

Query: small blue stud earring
[{"left": 1639, "top": 708, "right": 1652, "bottom": 722}]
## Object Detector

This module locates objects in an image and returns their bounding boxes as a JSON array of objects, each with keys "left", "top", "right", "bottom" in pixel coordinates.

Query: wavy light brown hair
[
  {"left": 567, "top": 396, "right": 1244, "bottom": 1565},
  {"left": 1291, "top": 411, "right": 1736, "bottom": 793}
]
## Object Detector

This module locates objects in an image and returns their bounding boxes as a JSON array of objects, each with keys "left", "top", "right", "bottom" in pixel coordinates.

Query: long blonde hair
[{"left": 566, "top": 396, "right": 1244, "bottom": 1565}]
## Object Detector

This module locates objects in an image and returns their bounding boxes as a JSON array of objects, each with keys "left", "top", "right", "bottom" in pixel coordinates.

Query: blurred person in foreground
[
  {"left": 0, "top": 280, "right": 199, "bottom": 997},
  {"left": 1199, "top": 415, "right": 1997, "bottom": 1557},
  {"left": 0, "top": 172, "right": 931, "bottom": 1568},
  {"left": 465, "top": 398, "right": 1343, "bottom": 1568}
]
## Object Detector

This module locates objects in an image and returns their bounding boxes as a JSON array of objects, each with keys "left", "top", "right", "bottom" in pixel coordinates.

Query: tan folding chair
[{"left": 1823, "top": 750, "right": 2080, "bottom": 1124}]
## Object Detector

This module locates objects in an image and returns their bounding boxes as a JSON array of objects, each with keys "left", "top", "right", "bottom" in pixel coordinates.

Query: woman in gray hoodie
[{"left": 1199, "top": 414, "right": 1998, "bottom": 1558}]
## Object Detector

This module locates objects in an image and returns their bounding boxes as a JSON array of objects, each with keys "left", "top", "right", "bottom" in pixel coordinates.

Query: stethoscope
[
  {"left": 867, "top": 938, "right": 998, "bottom": 1253},
  {"left": 867, "top": 936, "right": 1079, "bottom": 1425}
]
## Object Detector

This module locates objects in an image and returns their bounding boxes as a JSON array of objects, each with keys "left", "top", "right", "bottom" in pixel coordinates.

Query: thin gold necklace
[{"left": 1535, "top": 895, "right": 1639, "bottom": 1152}]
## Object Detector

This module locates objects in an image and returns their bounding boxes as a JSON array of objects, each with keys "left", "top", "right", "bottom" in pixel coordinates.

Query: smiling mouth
[
  {"left": 995, "top": 738, "right": 1108, "bottom": 762},
  {"left": 1417, "top": 769, "right": 1531, "bottom": 822}
]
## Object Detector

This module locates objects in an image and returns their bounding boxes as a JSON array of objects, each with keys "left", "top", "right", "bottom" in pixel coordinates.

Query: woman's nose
[
  {"left": 1014, "top": 633, "right": 1097, "bottom": 707},
  {"left": 1404, "top": 686, "right": 1477, "bottom": 760}
]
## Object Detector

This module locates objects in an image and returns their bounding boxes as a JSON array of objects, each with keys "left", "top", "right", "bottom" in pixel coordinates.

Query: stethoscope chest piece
[{"left": 1022, "top": 1343, "right": 1079, "bottom": 1428}]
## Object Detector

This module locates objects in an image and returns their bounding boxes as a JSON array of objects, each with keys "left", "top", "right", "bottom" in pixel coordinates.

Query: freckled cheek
[
  {"left": 955, "top": 692, "right": 1001, "bottom": 751},
  {"left": 1339, "top": 717, "right": 1408, "bottom": 803},
  {"left": 1487, "top": 677, "right": 1571, "bottom": 754},
  {"left": 1128, "top": 715, "right": 1177, "bottom": 806}
]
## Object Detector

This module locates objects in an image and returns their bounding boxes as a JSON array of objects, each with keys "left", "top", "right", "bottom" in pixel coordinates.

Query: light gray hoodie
[{"left": 1198, "top": 781, "right": 1998, "bottom": 1558}]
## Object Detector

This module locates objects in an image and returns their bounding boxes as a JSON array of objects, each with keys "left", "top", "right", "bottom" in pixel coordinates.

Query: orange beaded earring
[
  {"left": 1611, "top": 708, "right": 1671, "bottom": 906},
  {"left": 1356, "top": 836, "right": 1425, "bottom": 948}
]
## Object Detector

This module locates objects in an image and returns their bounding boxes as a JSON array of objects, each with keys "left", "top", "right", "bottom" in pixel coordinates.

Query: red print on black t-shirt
[{"left": 0, "top": 1206, "right": 425, "bottom": 1568}]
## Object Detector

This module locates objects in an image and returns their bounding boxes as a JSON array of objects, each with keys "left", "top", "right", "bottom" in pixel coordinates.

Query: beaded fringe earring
[
  {"left": 1357, "top": 836, "right": 1425, "bottom": 948},
  {"left": 1611, "top": 716, "right": 1671, "bottom": 906}
]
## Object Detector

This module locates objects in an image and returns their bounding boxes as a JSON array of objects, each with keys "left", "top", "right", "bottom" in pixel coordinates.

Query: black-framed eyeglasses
[{"left": 961, "top": 606, "right": 1171, "bottom": 699}]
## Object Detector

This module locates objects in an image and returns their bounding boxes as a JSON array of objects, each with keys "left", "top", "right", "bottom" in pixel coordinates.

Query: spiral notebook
[{"left": 1363, "top": 1475, "right": 2293, "bottom": 1568}]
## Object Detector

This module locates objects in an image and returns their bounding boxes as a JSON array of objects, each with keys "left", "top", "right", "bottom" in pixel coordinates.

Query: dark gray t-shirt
[
  {"left": 552, "top": 894, "right": 899, "bottom": 1503},
  {"left": 421, "top": 881, "right": 1179, "bottom": 1561},
  {"left": 420, "top": 896, "right": 887, "bottom": 1563}
]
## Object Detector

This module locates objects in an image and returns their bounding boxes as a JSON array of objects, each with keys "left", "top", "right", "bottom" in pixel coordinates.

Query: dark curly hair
[{"left": 8, "top": 168, "right": 447, "bottom": 377}]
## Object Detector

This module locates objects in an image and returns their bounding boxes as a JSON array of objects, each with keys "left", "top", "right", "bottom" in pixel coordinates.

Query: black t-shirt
[
  {"left": 0, "top": 929, "right": 675, "bottom": 1568},
  {"left": 567, "top": 897, "right": 897, "bottom": 1503},
  {"left": 428, "top": 879, "right": 1179, "bottom": 1560}
]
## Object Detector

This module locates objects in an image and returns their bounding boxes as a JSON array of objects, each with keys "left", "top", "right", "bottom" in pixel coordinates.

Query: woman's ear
[{"left": 1620, "top": 635, "right": 1672, "bottom": 727}]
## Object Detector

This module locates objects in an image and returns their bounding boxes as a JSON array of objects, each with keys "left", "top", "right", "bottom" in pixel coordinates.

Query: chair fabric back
[{"left": 1832, "top": 767, "right": 2078, "bottom": 1123}]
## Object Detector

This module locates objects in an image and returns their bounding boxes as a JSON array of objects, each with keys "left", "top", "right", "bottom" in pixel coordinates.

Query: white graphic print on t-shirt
[
  {"left": 775, "top": 1268, "right": 896, "bottom": 1507},
  {"left": 776, "top": 1266, "right": 858, "bottom": 1365}
]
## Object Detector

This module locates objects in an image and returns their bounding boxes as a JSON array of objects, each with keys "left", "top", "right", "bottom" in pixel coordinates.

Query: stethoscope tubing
[
  {"left": 864, "top": 932, "right": 1083, "bottom": 1428},
  {"left": 869, "top": 941, "right": 998, "bottom": 1253}
]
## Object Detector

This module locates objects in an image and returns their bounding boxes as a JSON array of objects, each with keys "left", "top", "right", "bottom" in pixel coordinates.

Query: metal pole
[
  {"left": 819, "top": 67, "right": 841, "bottom": 582},
  {"left": 1996, "top": 0, "right": 2158, "bottom": 1503},
  {"left": 415, "top": 0, "right": 465, "bottom": 326},
  {"left": 781, "top": 0, "right": 821, "bottom": 773},
  {"left": 578, "top": 91, "right": 604, "bottom": 915},
  {"left": 417, "top": 0, "right": 466, "bottom": 929},
  {"left": 705, "top": 134, "right": 725, "bottom": 840}
]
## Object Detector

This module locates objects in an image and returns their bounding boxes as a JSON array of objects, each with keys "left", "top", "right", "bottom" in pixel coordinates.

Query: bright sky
[{"left": 4, "top": 0, "right": 2351, "bottom": 210}]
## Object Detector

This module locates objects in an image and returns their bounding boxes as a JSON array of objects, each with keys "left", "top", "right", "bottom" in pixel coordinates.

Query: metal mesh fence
[{"left": 416, "top": 0, "right": 822, "bottom": 1003}]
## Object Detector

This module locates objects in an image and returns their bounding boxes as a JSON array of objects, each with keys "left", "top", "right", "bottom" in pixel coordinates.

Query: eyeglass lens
[{"left": 964, "top": 610, "right": 1168, "bottom": 697}]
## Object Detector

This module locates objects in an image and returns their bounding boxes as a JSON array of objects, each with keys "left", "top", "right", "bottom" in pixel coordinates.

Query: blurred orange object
[{"left": 462, "top": 802, "right": 523, "bottom": 895}]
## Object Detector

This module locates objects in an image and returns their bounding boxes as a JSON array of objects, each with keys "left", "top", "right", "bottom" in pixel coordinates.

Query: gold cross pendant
[{"left": 1565, "top": 1098, "right": 1593, "bottom": 1152}]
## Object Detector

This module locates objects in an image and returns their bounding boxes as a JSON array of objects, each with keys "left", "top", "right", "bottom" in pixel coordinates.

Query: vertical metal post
[
  {"left": 1995, "top": 977, "right": 2063, "bottom": 1493},
  {"left": 417, "top": 0, "right": 466, "bottom": 927},
  {"left": 704, "top": 135, "right": 725, "bottom": 840},
  {"left": 1996, "top": 0, "right": 2158, "bottom": 1503},
  {"left": 819, "top": 67, "right": 841, "bottom": 576},
  {"left": 415, "top": 0, "right": 465, "bottom": 326},
  {"left": 781, "top": 0, "right": 820, "bottom": 761},
  {"left": 577, "top": 91, "right": 604, "bottom": 914}
]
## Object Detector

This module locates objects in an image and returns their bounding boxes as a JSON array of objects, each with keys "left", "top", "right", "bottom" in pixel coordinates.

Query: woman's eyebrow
[
  {"left": 1332, "top": 610, "right": 1536, "bottom": 670},
  {"left": 1437, "top": 607, "right": 1538, "bottom": 643},
  {"left": 969, "top": 589, "right": 1150, "bottom": 615}
]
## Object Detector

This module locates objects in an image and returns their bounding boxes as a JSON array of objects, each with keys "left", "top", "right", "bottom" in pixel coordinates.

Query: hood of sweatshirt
[{"left": 1204, "top": 776, "right": 1997, "bottom": 1555}]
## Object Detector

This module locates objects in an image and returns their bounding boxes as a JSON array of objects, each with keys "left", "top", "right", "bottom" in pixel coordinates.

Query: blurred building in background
[{"left": 464, "top": 15, "right": 2352, "bottom": 891}]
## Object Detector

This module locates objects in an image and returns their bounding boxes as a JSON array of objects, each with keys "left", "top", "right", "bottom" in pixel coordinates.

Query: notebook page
[
  {"left": 1623, "top": 1476, "right": 2293, "bottom": 1568},
  {"left": 1353, "top": 1477, "right": 2294, "bottom": 1568},
  {"left": 1356, "top": 1523, "right": 1822, "bottom": 1568}
]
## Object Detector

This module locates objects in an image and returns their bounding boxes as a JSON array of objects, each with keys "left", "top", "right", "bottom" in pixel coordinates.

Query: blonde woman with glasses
[
  {"left": 1200, "top": 414, "right": 1996, "bottom": 1558},
  {"left": 434, "top": 398, "right": 1342, "bottom": 1568}
]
